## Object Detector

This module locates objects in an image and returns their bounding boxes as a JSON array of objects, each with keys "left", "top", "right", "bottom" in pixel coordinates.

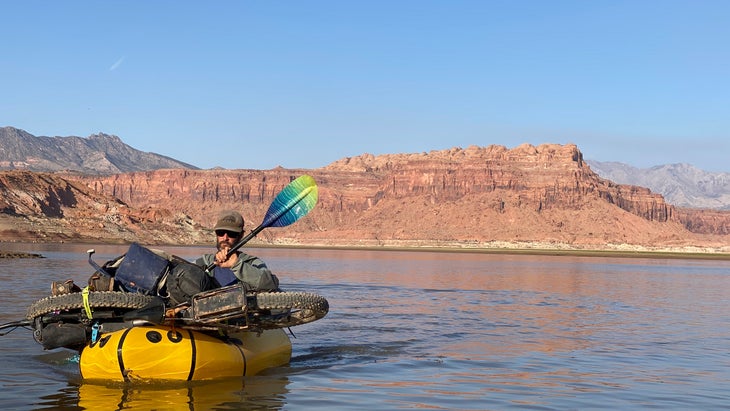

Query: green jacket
[{"left": 196, "top": 252, "right": 280, "bottom": 291}]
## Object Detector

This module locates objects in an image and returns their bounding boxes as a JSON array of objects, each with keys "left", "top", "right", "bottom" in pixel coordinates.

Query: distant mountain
[
  {"left": 588, "top": 160, "right": 730, "bottom": 210},
  {"left": 0, "top": 126, "right": 198, "bottom": 174}
]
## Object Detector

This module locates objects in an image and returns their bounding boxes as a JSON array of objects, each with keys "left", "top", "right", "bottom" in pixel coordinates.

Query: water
[{"left": 0, "top": 243, "right": 729, "bottom": 410}]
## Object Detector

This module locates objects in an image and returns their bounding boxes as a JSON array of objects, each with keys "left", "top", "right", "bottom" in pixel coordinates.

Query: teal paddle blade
[
  {"left": 206, "top": 175, "right": 318, "bottom": 272},
  {"left": 261, "top": 175, "right": 318, "bottom": 228}
]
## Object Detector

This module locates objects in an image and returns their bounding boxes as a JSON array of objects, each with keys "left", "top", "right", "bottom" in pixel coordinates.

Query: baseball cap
[{"left": 214, "top": 210, "right": 244, "bottom": 234}]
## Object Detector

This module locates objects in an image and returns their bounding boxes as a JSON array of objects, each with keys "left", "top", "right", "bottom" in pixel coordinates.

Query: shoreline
[
  {"left": 4, "top": 240, "right": 729, "bottom": 261},
  {"left": 243, "top": 243, "right": 730, "bottom": 261}
]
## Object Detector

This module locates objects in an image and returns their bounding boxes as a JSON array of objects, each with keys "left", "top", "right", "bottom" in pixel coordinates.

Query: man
[{"left": 196, "top": 210, "right": 280, "bottom": 291}]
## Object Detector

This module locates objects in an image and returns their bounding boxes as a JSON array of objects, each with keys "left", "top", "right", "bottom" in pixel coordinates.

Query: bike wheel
[
  {"left": 26, "top": 291, "right": 161, "bottom": 320},
  {"left": 252, "top": 291, "right": 329, "bottom": 328}
]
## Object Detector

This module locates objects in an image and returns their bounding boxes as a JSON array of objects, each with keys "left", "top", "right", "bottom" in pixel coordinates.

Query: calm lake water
[{"left": 0, "top": 243, "right": 729, "bottom": 410}]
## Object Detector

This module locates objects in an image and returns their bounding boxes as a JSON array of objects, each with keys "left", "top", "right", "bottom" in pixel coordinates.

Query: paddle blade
[
  {"left": 261, "top": 175, "right": 318, "bottom": 228},
  {"left": 207, "top": 175, "right": 318, "bottom": 272}
]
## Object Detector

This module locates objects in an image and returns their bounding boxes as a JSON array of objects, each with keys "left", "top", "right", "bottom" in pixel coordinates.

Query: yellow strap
[{"left": 82, "top": 287, "right": 93, "bottom": 319}]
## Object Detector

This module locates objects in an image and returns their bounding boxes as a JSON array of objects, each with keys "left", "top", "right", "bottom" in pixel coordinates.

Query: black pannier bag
[
  {"left": 160, "top": 256, "right": 217, "bottom": 306},
  {"left": 88, "top": 242, "right": 217, "bottom": 306},
  {"left": 114, "top": 242, "right": 171, "bottom": 295}
]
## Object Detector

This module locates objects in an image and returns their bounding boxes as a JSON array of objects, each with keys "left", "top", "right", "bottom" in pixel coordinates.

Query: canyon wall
[
  {"left": 51, "top": 143, "right": 728, "bottom": 250},
  {"left": 2, "top": 143, "right": 728, "bottom": 250}
]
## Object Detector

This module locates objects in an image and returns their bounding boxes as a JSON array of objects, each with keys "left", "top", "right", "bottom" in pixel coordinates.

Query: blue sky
[{"left": 2, "top": 1, "right": 729, "bottom": 171}]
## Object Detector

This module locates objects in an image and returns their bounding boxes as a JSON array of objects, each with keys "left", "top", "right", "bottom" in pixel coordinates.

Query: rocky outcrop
[
  {"left": 56, "top": 143, "right": 729, "bottom": 250},
  {"left": 677, "top": 208, "right": 730, "bottom": 235},
  {"left": 2, "top": 143, "right": 728, "bottom": 250},
  {"left": 0, "top": 170, "right": 206, "bottom": 244},
  {"left": 0, "top": 251, "right": 43, "bottom": 258},
  {"left": 325, "top": 144, "right": 676, "bottom": 223}
]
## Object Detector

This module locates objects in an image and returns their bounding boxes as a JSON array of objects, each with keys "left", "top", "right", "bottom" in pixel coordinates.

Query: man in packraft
[{"left": 196, "top": 210, "right": 280, "bottom": 291}]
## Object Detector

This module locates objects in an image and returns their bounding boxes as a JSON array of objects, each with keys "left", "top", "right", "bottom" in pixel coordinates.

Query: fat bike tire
[
  {"left": 253, "top": 291, "right": 329, "bottom": 328},
  {"left": 25, "top": 290, "right": 329, "bottom": 329},
  {"left": 26, "top": 292, "right": 159, "bottom": 320}
]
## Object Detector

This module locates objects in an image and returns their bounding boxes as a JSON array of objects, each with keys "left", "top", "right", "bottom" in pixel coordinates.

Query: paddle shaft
[{"left": 204, "top": 225, "right": 264, "bottom": 272}]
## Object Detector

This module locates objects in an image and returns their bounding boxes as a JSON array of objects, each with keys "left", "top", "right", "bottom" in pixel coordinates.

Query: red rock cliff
[
  {"left": 324, "top": 144, "right": 675, "bottom": 223},
  {"left": 60, "top": 143, "right": 726, "bottom": 248}
]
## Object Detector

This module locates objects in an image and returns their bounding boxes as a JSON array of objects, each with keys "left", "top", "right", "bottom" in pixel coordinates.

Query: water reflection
[{"left": 30, "top": 375, "right": 291, "bottom": 410}]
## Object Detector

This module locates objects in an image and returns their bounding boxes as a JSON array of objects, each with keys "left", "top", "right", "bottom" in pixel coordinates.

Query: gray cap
[{"left": 214, "top": 210, "right": 244, "bottom": 233}]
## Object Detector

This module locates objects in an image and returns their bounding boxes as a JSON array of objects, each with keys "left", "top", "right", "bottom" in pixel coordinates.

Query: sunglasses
[{"left": 215, "top": 229, "right": 241, "bottom": 238}]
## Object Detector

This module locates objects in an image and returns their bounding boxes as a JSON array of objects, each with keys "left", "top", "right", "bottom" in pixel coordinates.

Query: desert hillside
[{"left": 2, "top": 143, "right": 726, "bottom": 253}]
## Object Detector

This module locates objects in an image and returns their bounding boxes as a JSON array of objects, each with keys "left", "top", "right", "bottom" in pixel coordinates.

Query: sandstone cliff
[
  {"left": 45, "top": 143, "right": 727, "bottom": 252},
  {"left": 0, "top": 170, "right": 206, "bottom": 244}
]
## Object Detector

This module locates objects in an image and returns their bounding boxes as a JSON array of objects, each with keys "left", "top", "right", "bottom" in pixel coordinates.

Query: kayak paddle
[{"left": 205, "top": 174, "right": 318, "bottom": 272}]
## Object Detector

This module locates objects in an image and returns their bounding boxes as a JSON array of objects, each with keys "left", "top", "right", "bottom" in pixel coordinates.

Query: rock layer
[
  {"left": 1, "top": 143, "right": 728, "bottom": 250},
  {"left": 49, "top": 143, "right": 728, "bottom": 250}
]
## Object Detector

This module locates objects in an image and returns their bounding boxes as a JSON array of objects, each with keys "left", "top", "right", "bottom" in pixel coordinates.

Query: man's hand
[{"left": 215, "top": 246, "right": 239, "bottom": 268}]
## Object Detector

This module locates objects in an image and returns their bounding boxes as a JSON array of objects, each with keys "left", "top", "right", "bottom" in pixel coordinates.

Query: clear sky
[{"left": 2, "top": 1, "right": 728, "bottom": 171}]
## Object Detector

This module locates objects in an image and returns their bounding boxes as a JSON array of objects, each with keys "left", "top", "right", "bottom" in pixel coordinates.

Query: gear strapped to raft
[
  {"left": 16, "top": 243, "right": 328, "bottom": 351},
  {"left": 2, "top": 175, "right": 327, "bottom": 356}
]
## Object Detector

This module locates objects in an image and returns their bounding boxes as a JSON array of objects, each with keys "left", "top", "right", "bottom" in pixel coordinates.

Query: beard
[{"left": 217, "top": 238, "right": 237, "bottom": 250}]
